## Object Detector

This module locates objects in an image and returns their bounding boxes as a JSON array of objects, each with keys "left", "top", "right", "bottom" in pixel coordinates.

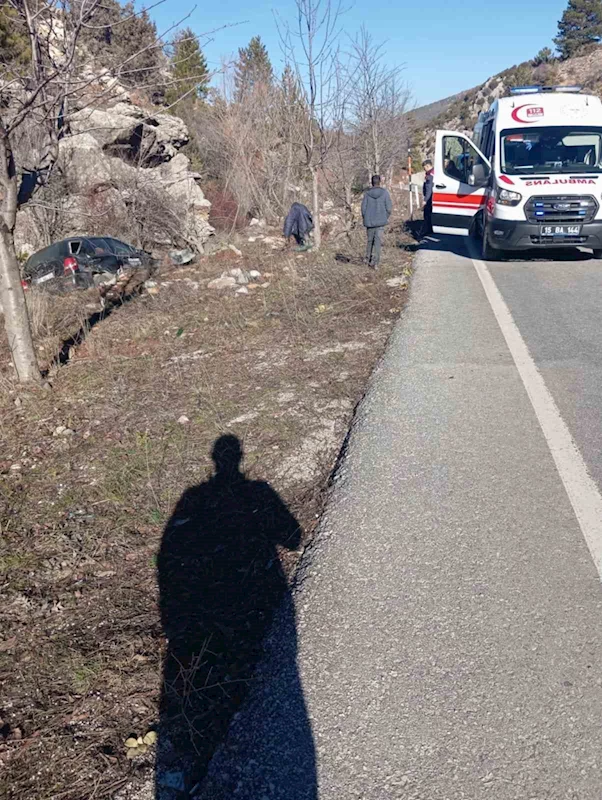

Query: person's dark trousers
[
  {"left": 365, "top": 226, "right": 384, "bottom": 267},
  {"left": 293, "top": 233, "right": 305, "bottom": 246},
  {"left": 421, "top": 199, "right": 433, "bottom": 236}
]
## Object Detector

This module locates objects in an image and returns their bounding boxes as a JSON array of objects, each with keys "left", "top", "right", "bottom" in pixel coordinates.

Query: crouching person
[{"left": 284, "top": 202, "right": 314, "bottom": 251}]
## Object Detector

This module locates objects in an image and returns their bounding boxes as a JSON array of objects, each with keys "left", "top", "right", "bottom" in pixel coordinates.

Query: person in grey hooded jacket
[{"left": 361, "top": 175, "right": 392, "bottom": 268}]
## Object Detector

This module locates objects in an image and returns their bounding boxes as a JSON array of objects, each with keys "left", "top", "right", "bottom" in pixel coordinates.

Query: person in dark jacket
[
  {"left": 361, "top": 175, "right": 392, "bottom": 268},
  {"left": 421, "top": 159, "right": 434, "bottom": 237},
  {"left": 283, "top": 202, "right": 314, "bottom": 251}
]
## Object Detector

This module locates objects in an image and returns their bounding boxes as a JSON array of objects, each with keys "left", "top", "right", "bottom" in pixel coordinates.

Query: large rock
[
  {"left": 59, "top": 132, "right": 114, "bottom": 193},
  {"left": 157, "top": 154, "right": 213, "bottom": 248},
  {"left": 69, "top": 101, "right": 189, "bottom": 166}
]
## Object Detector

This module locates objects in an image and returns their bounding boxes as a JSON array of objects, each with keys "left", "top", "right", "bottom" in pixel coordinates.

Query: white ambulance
[{"left": 433, "top": 86, "right": 602, "bottom": 260}]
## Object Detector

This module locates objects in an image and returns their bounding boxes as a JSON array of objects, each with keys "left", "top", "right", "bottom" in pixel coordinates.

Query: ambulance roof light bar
[
  {"left": 547, "top": 85, "right": 583, "bottom": 93},
  {"left": 510, "top": 85, "right": 583, "bottom": 95},
  {"left": 510, "top": 86, "right": 543, "bottom": 95}
]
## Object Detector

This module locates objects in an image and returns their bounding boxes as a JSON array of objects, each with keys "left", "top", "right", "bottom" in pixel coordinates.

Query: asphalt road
[{"left": 198, "top": 239, "right": 602, "bottom": 800}]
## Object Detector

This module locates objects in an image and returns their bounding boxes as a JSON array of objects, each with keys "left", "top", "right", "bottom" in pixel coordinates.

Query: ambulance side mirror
[{"left": 469, "top": 163, "right": 489, "bottom": 187}]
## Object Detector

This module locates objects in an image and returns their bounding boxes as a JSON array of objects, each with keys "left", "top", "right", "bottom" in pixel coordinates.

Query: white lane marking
[{"left": 468, "top": 243, "right": 602, "bottom": 581}]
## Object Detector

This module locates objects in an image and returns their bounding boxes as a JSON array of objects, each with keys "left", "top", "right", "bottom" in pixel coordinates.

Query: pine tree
[
  {"left": 120, "top": 3, "right": 163, "bottom": 87},
  {"left": 532, "top": 47, "right": 554, "bottom": 66},
  {"left": 166, "top": 28, "right": 209, "bottom": 107},
  {"left": 508, "top": 62, "right": 535, "bottom": 88},
  {"left": 76, "top": 0, "right": 163, "bottom": 89},
  {"left": 234, "top": 36, "right": 273, "bottom": 101},
  {"left": 554, "top": 0, "right": 602, "bottom": 60},
  {"left": 281, "top": 65, "right": 303, "bottom": 108},
  {"left": 0, "top": 4, "right": 33, "bottom": 72}
]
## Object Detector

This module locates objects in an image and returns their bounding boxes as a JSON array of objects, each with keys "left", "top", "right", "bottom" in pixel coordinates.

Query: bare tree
[
  {"left": 188, "top": 66, "right": 309, "bottom": 225},
  {"left": 0, "top": 0, "right": 214, "bottom": 382},
  {"left": 347, "top": 27, "right": 410, "bottom": 181},
  {"left": 320, "top": 61, "right": 357, "bottom": 231},
  {"left": 278, "top": 0, "right": 347, "bottom": 250},
  {"left": 278, "top": 63, "right": 306, "bottom": 211}
]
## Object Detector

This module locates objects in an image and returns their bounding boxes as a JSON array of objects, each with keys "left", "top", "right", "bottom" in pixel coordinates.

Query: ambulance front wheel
[
  {"left": 481, "top": 226, "right": 502, "bottom": 262},
  {"left": 592, "top": 249, "right": 602, "bottom": 260}
]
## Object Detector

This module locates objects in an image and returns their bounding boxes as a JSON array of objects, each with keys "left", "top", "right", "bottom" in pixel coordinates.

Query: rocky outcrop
[
  {"left": 69, "top": 103, "right": 190, "bottom": 166},
  {"left": 15, "top": 98, "right": 213, "bottom": 256},
  {"left": 157, "top": 154, "right": 212, "bottom": 248}
]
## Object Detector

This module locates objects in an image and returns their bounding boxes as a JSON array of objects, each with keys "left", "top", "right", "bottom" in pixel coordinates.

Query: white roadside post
[{"left": 408, "top": 148, "right": 414, "bottom": 220}]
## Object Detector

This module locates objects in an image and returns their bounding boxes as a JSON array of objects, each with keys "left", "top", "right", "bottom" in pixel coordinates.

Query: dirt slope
[{"left": 0, "top": 210, "right": 417, "bottom": 800}]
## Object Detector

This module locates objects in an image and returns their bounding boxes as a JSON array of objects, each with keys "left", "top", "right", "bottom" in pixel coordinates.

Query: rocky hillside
[
  {"left": 14, "top": 81, "right": 213, "bottom": 259},
  {"left": 410, "top": 87, "right": 479, "bottom": 126},
  {"left": 418, "top": 46, "right": 602, "bottom": 156}
]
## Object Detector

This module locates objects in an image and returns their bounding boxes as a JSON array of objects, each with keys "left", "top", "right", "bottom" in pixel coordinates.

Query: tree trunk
[
  {"left": 371, "top": 119, "right": 380, "bottom": 175},
  {"left": 0, "top": 227, "right": 39, "bottom": 382},
  {"left": 283, "top": 138, "right": 293, "bottom": 211},
  {"left": 344, "top": 182, "right": 354, "bottom": 226},
  {"left": 0, "top": 124, "right": 39, "bottom": 383},
  {"left": 311, "top": 167, "right": 321, "bottom": 250}
]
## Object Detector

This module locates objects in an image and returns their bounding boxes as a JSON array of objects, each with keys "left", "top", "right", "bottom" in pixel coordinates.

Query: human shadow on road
[{"left": 156, "top": 435, "right": 316, "bottom": 798}]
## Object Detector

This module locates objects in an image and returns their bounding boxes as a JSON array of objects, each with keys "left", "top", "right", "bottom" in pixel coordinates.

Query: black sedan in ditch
[{"left": 22, "top": 236, "right": 156, "bottom": 292}]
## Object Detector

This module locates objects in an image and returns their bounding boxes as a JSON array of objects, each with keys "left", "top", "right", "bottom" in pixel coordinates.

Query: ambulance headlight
[{"left": 496, "top": 187, "right": 522, "bottom": 206}]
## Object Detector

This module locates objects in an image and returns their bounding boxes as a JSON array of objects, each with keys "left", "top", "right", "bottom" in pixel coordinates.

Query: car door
[
  {"left": 108, "top": 238, "right": 143, "bottom": 268},
  {"left": 433, "top": 130, "right": 491, "bottom": 235},
  {"left": 80, "top": 238, "right": 120, "bottom": 273}
]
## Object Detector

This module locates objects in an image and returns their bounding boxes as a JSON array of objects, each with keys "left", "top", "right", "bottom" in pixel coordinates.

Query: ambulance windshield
[{"left": 501, "top": 126, "right": 602, "bottom": 175}]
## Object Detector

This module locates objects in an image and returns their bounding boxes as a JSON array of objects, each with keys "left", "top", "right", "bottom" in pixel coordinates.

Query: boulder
[
  {"left": 59, "top": 132, "right": 114, "bottom": 193},
  {"left": 69, "top": 102, "right": 189, "bottom": 167},
  {"left": 157, "top": 154, "right": 213, "bottom": 250},
  {"left": 146, "top": 111, "right": 189, "bottom": 160},
  {"left": 320, "top": 209, "right": 347, "bottom": 236},
  {"left": 208, "top": 276, "right": 237, "bottom": 290},
  {"left": 169, "top": 249, "right": 195, "bottom": 266},
  {"left": 46, "top": 126, "right": 213, "bottom": 253},
  {"left": 261, "top": 236, "right": 286, "bottom": 249},
  {"left": 386, "top": 276, "right": 409, "bottom": 289},
  {"left": 228, "top": 268, "right": 249, "bottom": 285}
]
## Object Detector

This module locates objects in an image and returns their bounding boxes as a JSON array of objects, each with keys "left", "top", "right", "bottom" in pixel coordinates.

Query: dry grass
[
  {"left": 0, "top": 206, "right": 417, "bottom": 800},
  {"left": 25, "top": 289, "right": 92, "bottom": 361}
]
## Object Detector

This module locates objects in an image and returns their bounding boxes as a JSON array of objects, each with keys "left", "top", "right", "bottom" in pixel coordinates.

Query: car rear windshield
[
  {"left": 24, "top": 244, "right": 60, "bottom": 273},
  {"left": 108, "top": 238, "right": 138, "bottom": 255},
  {"left": 81, "top": 237, "right": 138, "bottom": 256},
  {"left": 501, "top": 126, "right": 602, "bottom": 175}
]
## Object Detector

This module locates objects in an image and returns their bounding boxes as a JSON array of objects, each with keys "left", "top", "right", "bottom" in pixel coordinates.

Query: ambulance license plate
[{"left": 540, "top": 224, "right": 582, "bottom": 237}]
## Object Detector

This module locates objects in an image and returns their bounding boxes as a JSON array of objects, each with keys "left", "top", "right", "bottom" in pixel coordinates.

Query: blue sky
[{"left": 147, "top": 0, "right": 569, "bottom": 107}]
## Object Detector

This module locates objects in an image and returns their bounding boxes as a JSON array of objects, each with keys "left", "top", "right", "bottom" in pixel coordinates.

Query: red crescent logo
[{"left": 511, "top": 104, "right": 544, "bottom": 124}]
